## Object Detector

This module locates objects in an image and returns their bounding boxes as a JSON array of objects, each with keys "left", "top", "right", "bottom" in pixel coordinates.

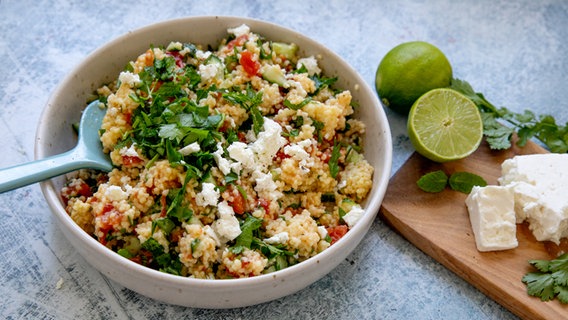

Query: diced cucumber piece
[
  {"left": 272, "top": 42, "right": 298, "bottom": 61},
  {"left": 262, "top": 65, "right": 288, "bottom": 87}
]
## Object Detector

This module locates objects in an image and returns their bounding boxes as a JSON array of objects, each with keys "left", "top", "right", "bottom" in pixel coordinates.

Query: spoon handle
[{"left": 0, "top": 149, "right": 82, "bottom": 193}]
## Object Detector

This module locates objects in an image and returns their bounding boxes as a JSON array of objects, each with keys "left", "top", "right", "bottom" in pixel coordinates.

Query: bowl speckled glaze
[{"left": 35, "top": 16, "right": 392, "bottom": 308}]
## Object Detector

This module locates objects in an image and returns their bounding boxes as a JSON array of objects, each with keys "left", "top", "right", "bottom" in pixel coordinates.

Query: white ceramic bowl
[{"left": 36, "top": 16, "right": 392, "bottom": 308}]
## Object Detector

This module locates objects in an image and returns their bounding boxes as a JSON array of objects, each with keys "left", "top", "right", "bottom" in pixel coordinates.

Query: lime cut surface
[{"left": 408, "top": 88, "right": 483, "bottom": 163}]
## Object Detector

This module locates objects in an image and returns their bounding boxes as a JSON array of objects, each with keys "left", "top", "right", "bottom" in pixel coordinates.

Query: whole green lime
[{"left": 375, "top": 41, "right": 453, "bottom": 115}]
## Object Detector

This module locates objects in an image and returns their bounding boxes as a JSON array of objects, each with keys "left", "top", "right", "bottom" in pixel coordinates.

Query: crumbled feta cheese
[
  {"left": 195, "top": 49, "right": 212, "bottom": 60},
  {"left": 317, "top": 226, "right": 328, "bottom": 240},
  {"left": 105, "top": 185, "right": 128, "bottom": 201},
  {"left": 296, "top": 56, "right": 321, "bottom": 76},
  {"left": 227, "top": 141, "right": 255, "bottom": 172},
  {"left": 228, "top": 24, "right": 250, "bottom": 37},
  {"left": 466, "top": 185, "right": 518, "bottom": 252},
  {"left": 199, "top": 63, "right": 222, "bottom": 83},
  {"left": 342, "top": 204, "right": 364, "bottom": 228},
  {"left": 120, "top": 144, "right": 139, "bottom": 157},
  {"left": 179, "top": 142, "right": 201, "bottom": 156},
  {"left": 56, "top": 277, "right": 64, "bottom": 290},
  {"left": 284, "top": 139, "right": 314, "bottom": 170},
  {"left": 217, "top": 200, "right": 235, "bottom": 218},
  {"left": 213, "top": 142, "right": 231, "bottom": 175},
  {"left": 213, "top": 201, "right": 241, "bottom": 241},
  {"left": 284, "top": 144, "right": 309, "bottom": 160},
  {"left": 498, "top": 153, "right": 568, "bottom": 244},
  {"left": 253, "top": 171, "right": 282, "bottom": 201},
  {"left": 251, "top": 118, "right": 286, "bottom": 166},
  {"left": 203, "top": 225, "right": 221, "bottom": 247},
  {"left": 264, "top": 232, "right": 289, "bottom": 244},
  {"left": 195, "top": 183, "right": 219, "bottom": 207},
  {"left": 118, "top": 71, "right": 141, "bottom": 88}
]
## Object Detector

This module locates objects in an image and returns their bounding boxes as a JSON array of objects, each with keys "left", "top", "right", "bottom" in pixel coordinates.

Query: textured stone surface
[{"left": 1, "top": 0, "right": 567, "bottom": 318}]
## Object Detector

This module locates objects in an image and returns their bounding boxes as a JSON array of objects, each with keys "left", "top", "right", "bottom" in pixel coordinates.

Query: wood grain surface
[{"left": 379, "top": 138, "right": 568, "bottom": 320}]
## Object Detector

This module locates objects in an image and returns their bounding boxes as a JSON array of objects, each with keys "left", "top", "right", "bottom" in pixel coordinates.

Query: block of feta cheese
[
  {"left": 498, "top": 154, "right": 568, "bottom": 244},
  {"left": 465, "top": 185, "right": 518, "bottom": 252}
]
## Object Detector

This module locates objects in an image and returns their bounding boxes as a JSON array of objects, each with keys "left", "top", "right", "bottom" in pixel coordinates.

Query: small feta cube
[
  {"left": 342, "top": 204, "right": 364, "bottom": 228},
  {"left": 465, "top": 185, "right": 518, "bottom": 252}
]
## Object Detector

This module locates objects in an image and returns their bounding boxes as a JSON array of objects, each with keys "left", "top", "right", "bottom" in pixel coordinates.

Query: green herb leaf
[
  {"left": 523, "top": 253, "right": 568, "bottom": 303},
  {"left": 555, "top": 285, "right": 568, "bottom": 304},
  {"left": 416, "top": 170, "right": 448, "bottom": 193},
  {"left": 329, "top": 143, "right": 341, "bottom": 179},
  {"left": 283, "top": 98, "right": 311, "bottom": 110},
  {"left": 152, "top": 218, "right": 176, "bottom": 235},
  {"left": 309, "top": 74, "right": 337, "bottom": 94},
  {"left": 448, "top": 172, "right": 487, "bottom": 194},
  {"left": 523, "top": 272, "right": 557, "bottom": 301},
  {"left": 117, "top": 248, "right": 134, "bottom": 259},
  {"left": 234, "top": 215, "right": 263, "bottom": 250},
  {"left": 312, "top": 120, "right": 324, "bottom": 143}
]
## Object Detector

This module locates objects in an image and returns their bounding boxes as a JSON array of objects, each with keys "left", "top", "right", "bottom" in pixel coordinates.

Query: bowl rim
[{"left": 35, "top": 15, "right": 392, "bottom": 290}]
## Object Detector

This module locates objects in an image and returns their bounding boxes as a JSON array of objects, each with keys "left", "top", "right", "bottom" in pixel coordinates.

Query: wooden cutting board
[{"left": 379, "top": 138, "right": 568, "bottom": 320}]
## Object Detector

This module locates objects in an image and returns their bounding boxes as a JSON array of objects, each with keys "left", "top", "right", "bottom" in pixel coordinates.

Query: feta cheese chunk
[
  {"left": 195, "top": 182, "right": 219, "bottom": 207},
  {"left": 465, "top": 185, "right": 518, "bottom": 252},
  {"left": 264, "top": 232, "right": 289, "bottom": 245},
  {"left": 498, "top": 154, "right": 568, "bottom": 244},
  {"left": 342, "top": 204, "right": 365, "bottom": 229},
  {"left": 296, "top": 56, "right": 321, "bottom": 76},
  {"left": 213, "top": 201, "right": 242, "bottom": 241},
  {"left": 179, "top": 142, "right": 201, "bottom": 156},
  {"left": 118, "top": 71, "right": 141, "bottom": 88}
]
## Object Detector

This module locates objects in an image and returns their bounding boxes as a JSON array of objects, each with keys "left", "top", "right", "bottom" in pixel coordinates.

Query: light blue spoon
[{"left": 0, "top": 101, "right": 113, "bottom": 193}]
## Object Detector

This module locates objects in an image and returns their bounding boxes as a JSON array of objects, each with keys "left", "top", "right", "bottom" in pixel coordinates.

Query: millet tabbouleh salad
[{"left": 61, "top": 24, "right": 374, "bottom": 279}]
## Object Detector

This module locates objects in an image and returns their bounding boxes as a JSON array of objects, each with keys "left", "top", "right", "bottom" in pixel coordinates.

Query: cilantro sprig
[
  {"left": 451, "top": 78, "right": 568, "bottom": 152},
  {"left": 522, "top": 253, "right": 568, "bottom": 303}
]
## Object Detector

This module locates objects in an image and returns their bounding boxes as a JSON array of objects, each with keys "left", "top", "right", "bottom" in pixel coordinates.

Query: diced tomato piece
[
  {"left": 170, "top": 228, "right": 184, "bottom": 243},
  {"left": 327, "top": 225, "right": 348, "bottom": 245},
  {"left": 229, "top": 188, "right": 246, "bottom": 215},
  {"left": 124, "top": 112, "right": 132, "bottom": 125},
  {"left": 144, "top": 49, "right": 154, "bottom": 66},
  {"left": 167, "top": 50, "right": 186, "bottom": 68},
  {"left": 159, "top": 194, "right": 168, "bottom": 217},
  {"left": 226, "top": 34, "right": 248, "bottom": 50},
  {"left": 257, "top": 198, "right": 270, "bottom": 215},
  {"left": 122, "top": 155, "right": 143, "bottom": 166},
  {"left": 239, "top": 51, "right": 260, "bottom": 77},
  {"left": 61, "top": 179, "right": 92, "bottom": 206},
  {"left": 274, "top": 147, "right": 291, "bottom": 162},
  {"left": 238, "top": 131, "right": 247, "bottom": 143},
  {"left": 98, "top": 203, "right": 122, "bottom": 239}
]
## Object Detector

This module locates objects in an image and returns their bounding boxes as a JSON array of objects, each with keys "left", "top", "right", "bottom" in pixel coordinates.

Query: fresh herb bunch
[
  {"left": 451, "top": 78, "right": 568, "bottom": 153},
  {"left": 522, "top": 253, "right": 568, "bottom": 303}
]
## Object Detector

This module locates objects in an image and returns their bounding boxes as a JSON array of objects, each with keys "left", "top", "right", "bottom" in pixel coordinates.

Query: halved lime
[{"left": 408, "top": 88, "right": 483, "bottom": 162}]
